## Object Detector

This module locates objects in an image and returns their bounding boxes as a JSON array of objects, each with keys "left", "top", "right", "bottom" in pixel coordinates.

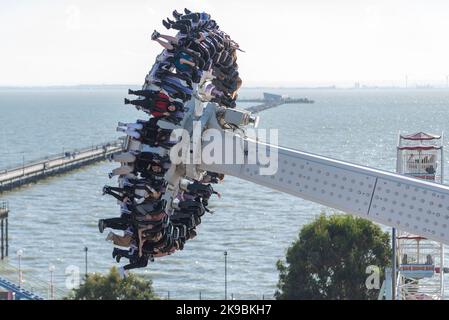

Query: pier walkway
[
  {"left": 239, "top": 97, "right": 314, "bottom": 104},
  {"left": 239, "top": 93, "right": 314, "bottom": 113},
  {"left": 0, "top": 140, "right": 123, "bottom": 193}
]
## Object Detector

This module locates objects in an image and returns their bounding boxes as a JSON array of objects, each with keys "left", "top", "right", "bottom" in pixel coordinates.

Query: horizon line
[{"left": 1, "top": 84, "right": 449, "bottom": 90}]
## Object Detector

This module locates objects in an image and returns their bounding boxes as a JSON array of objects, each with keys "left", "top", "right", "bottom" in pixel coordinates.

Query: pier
[
  {"left": 0, "top": 140, "right": 123, "bottom": 193},
  {"left": 0, "top": 203, "right": 60, "bottom": 300},
  {"left": 0, "top": 261, "right": 59, "bottom": 300},
  {"left": 239, "top": 97, "right": 314, "bottom": 104},
  {"left": 0, "top": 275, "right": 44, "bottom": 300},
  {"left": 239, "top": 92, "right": 314, "bottom": 113}
]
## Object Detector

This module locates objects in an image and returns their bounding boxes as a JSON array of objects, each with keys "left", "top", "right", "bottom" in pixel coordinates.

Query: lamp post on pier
[
  {"left": 84, "top": 247, "right": 88, "bottom": 279},
  {"left": 49, "top": 264, "right": 55, "bottom": 300},
  {"left": 224, "top": 251, "right": 228, "bottom": 300},
  {"left": 17, "top": 249, "right": 23, "bottom": 287}
]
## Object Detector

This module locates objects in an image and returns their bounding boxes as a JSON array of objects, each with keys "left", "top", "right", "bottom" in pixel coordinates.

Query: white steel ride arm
[{"left": 198, "top": 133, "right": 449, "bottom": 245}]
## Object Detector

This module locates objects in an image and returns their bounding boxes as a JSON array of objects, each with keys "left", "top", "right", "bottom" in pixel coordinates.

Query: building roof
[
  {"left": 400, "top": 132, "right": 441, "bottom": 141},
  {"left": 263, "top": 92, "right": 282, "bottom": 101},
  {"left": 398, "top": 145, "right": 441, "bottom": 150}
]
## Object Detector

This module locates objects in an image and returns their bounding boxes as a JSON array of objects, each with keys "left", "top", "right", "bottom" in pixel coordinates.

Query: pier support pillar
[
  {"left": 5, "top": 216, "right": 8, "bottom": 257},
  {"left": 1, "top": 219, "right": 4, "bottom": 259},
  {"left": 0, "top": 201, "right": 9, "bottom": 260}
]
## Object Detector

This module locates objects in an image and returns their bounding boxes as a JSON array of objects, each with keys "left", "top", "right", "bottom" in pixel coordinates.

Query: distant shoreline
[{"left": 1, "top": 84, "right": 449, "bottom": 90}]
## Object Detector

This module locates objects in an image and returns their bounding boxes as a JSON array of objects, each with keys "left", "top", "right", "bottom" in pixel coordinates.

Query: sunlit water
[{"left": 1, "top": 87, "right": 449, "bottom": 299}]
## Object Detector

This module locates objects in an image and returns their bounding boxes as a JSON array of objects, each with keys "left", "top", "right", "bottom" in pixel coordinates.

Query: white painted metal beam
[{"left": 198, "top": 134, "right": 449, "bottom": 245}]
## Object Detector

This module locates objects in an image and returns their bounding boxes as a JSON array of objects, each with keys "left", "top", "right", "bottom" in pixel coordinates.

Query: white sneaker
[
  {"left": 118, "top": 267, "right": 127, "bottom": 279},
  {"left": 105, "top": 232, "right": 114, "bottom": 242}
]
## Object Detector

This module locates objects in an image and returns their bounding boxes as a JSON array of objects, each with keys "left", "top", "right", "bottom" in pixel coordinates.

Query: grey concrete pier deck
[{"left": 0, "top": 140, "right": 123, "bottom": 192}]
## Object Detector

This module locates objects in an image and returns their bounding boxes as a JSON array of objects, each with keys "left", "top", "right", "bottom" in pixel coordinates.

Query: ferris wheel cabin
[{"left": 397, "top": 132, "right": 443, "bottom": 182}]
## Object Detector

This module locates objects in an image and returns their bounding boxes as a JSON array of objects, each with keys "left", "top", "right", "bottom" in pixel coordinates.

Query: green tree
[
  {"left": 275, "top": 214, "right": 391, "bottom": 300},
  {"left": 67, "top": 267, "right": 159, "bottom": 300}
]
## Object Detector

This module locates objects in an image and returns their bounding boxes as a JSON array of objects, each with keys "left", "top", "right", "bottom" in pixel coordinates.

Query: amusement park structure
[
  {"left": 394, "top": 132, "right": 446, "bottom": 300},
  {"left": 103, "top": 9, "right": 449, "bottom": 292},
  {"left": 2, "top": 8, "right": 449, "bottom": 301},
  {"left": 171, "top": 101, "right": 449, "bottom": 248}
]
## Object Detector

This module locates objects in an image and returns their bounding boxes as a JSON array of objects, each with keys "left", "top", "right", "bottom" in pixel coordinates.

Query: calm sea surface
[{"left": 1, "top": 87, "right": 449, "bottom": 299}]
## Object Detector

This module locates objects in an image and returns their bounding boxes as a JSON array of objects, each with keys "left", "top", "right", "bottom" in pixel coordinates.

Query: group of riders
[{"left": 98, "top": 9, "right": 242, "bottom": 277}]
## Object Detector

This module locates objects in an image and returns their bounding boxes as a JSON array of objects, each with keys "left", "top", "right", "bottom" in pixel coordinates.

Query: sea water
[{"left": 1, "top": 87, "right": 449, "bottom": 299}]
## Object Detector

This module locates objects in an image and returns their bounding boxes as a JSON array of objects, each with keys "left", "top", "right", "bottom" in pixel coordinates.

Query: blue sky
[{"left": 1, "top": 0, "right": 449, "bottom": 86}]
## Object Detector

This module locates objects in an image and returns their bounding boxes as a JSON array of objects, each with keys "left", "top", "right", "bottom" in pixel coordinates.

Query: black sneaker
[
  {"left": 172, "top": 10, "right": 182, "bottom": 20},
  {"left": 162, "top": 19, "right": 171, "bottom": 30},
  {"left": 128, "top": 89, "right": 134, "bottom": 95},
  {"left": 151, "top": 30, "right": 160, "bottom": 40},
  {"left": 98, "top": 219, "right": 105, "bottom": 233},
  {"left": 112, "top": 248, "right": 122, "bottom": 263},
  {"left": 124, "top": 98, "right": 130, "bottom": 104}
]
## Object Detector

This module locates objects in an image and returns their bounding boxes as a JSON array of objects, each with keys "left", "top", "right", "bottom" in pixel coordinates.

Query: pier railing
[
  {"left": 0, "top": 140, "right": 122, "bottom": 173},
  {"left": 0, "top": 139, "right": 123, "bottom": 192},
  {"left": 0, "top": 261, "right": 66, "bottom": 300},
  {"left": 238, "top": 97, "right": 314, "bottom": 104}
]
